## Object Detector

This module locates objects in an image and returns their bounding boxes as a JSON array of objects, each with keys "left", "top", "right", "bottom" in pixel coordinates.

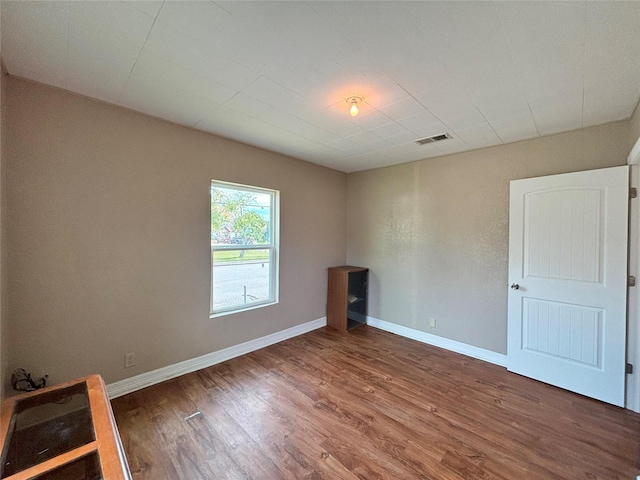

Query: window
[{"left": 210, "top": 180, "right": 279, "bottom": 316}]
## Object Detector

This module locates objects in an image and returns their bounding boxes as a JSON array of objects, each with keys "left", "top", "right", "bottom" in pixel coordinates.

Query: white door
[{"left": 508, "top": 166, "right": 629, "bottom": 407}]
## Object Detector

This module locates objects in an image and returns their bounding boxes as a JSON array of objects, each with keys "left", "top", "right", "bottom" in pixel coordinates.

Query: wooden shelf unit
[
  {"left": 327, "top": 266, "right": 368, "bottom": 331},
  {"left": 0, "top": 374, "right": 131, "bottom": 480}
]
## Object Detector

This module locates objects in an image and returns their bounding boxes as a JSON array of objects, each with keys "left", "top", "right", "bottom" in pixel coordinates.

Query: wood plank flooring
[{"left": 111, "top": 326, "right": 640, "bottom": 479}]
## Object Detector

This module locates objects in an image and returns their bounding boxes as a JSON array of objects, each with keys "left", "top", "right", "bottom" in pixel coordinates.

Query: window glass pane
[
  {"left": 211, "top": 186, "right": 271, "bottom": 246},
  {"left": 212, "top": 249, "right": 271, "bottom": 311},
  {"left": 211, "top": 180, "right": 278, "bottom": 316},
  {"left": 3, "top": 382, "right": 94, "bottom": 478},
  {"left": 30, "top": 452, "right": 102, "bottom": 480}
]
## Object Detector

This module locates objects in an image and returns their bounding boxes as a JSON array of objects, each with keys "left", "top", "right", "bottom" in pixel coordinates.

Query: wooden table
[{"left": 0, "top": 374, "right": 131, "bottom": 479}]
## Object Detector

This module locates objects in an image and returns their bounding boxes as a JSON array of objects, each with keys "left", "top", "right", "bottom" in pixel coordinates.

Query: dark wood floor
[{"left": 111, "top": 326, "right": 640, "bottom": 479}]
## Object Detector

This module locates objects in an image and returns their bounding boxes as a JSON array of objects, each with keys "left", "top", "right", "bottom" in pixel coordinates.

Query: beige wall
[
  {"left": 347, "top": 122, "right": 630, "bottom": 354},
  {"left": 5, "top": 77, "right": 347, "bottom": 387},
  {"left": 630, "top": 101, "right": 640, "bottom": 155},
  {"left": 0, "top": 62, "right": 6, "bottom": 400},
  {"left": 5, "top": 73, "right": 637, "bottom": 389}
]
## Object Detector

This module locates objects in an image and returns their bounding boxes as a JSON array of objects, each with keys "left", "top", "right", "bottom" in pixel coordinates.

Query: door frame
[{"left": 627, "top": 136, "right": 640, "bottom": 412}]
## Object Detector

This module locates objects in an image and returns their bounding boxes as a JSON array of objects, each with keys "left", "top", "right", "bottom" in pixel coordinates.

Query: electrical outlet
[
  {"left": 125, "top": 352, "right": 135, "bottom": 368},
  {"left": 428, "top": 318, "right": 436, "bottom": 328}
]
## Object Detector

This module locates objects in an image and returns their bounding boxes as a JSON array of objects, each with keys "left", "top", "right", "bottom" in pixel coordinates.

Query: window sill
[{"left": 210, "top": 300, "right": 278, "bottom": 319}]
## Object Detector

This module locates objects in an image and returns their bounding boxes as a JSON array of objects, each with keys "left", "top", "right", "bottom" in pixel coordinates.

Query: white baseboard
[
  {"left": 366, "top": 316, "right": 507, "bottom": 367},
  {"left": 107, "top": 316, "right": 506, "bottom": 399},
  {"left": 107, "top": 317, "right": 327, "bottom": 399}
]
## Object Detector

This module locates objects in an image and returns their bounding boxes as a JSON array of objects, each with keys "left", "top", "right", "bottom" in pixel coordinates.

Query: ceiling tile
[
  {"left": 309, "top": 1, "right": 457, "bottom": 108},
  {"left": 198, "top": 106, "right": 323, "bottom": 154},
  {"left": 346, "top": 131, "right": 393, "bottom": 151},
  {"left": 476, "top": 94, "right": 531, "bottom": 123},
  {"left": 4, "top": 1, "right": 640, "bottom": 173},
  {"left": 405, "top": 2, "right": 518, "bottom": 92},
  {"left": 208, "top": 3, "right": 358, "bottom": 101},
  {"left": 325, "top": 137, "right": 363, "bottom": 154},
  {"left": 454, "top": 123, "right": 502, "bottom": 149},
  {"left": 222, "top": 94, "right": 281, "bottom": 122},
  {"left": 386, "top": 131, "right": 421, "bottom": 147},
  {"left": 520, "top": 65, "right": 584, "bottom": 105},
  {"left": 309, "top": 1, "right": 434, "bottom": 64},
  {"left": 66, "top": 70, "right": 127, "bottom": 105},
  {"left": 350, "top": 109, "right": 394, "bottom": 131},
  {"left": 400, "top": 143, "right": 453, "bottom": 163},
  {"left": 155, "top": 1, "right": 234, "bottom": 46},
  {"left": 585, "top": 1, "right": 640, "bottom": 68},
  {"left": 242, "top": 76, "right": 305, "bottom": 113},
  {"left": 119, "top": 51, "right": 228, "bottom": 128},
  {"left": 530, "top": 94, "right": 583, "bottom": 136},
  {"left": 347, "top": 145, "right": 409, "bottom": 163},
  {"left": 397, "top": 112, "right": 448, "bottom": 138},
  {"left": 583, "top": 1, "right": 640, "bottom": 125},
  {"left": 583, "top": 70, "right": 640, "bottom": 126},
  {"left": 142, "top": 21, "right": 204, "bottom": 72},
  {"left": 67, "top": 11, "right": 145, "bottom": 103},
  {"left": 1, "top": 1, "right": 69, "bottom": 89},
  {"left": 489, "top": 112, "right": 539, "bottom": 144},
  {"left": 429, "top": 107, "right": 488, "bottom": 132},
  {"left": 185, "top": 75, "right": 238, "bottom": 106},
  {"left": 370, "top": 122, "right": 416, "bottom": 141},
  {"left": 69, "top": 1, "right": 154, "bottom": 48},
  {"left": 123, "top": 0, "right": 163, "bottom": 19},
  {"left": 143, "top": 21, "right": 259, "bottom": 92},
  {"left": 120, "top": 91, "right": 215, "bottom": 128},
  {"left": 297, "top": 145, "right": 343, "bottom": 164},
  {"left": 241, "top": 76, "right": 346, "bottom": 137},
  {"left": 412, "top": 82, "right": 475, "bottom": 118},
  {"left": 379, "top": 97, "right": 430, "bottom": 123},
  {"left": 433, "top": 137, "right": 471, "bottom": 155},
  {"left": 221, "top": 0, "right": 343, "bottom": 53},
  {"left": 290, "top": 127, "right": 341, "bottom": 146},
  {"left": 223, "top": 93, "right": 340, "bottom": 147},
  {"left": 195, "top": 106, "right": 254, "bottom": 137},
  {"left": 250, "top": 126, "right": 323, "bottom": 153},
  {"left": 340, "top": 150, "right": 407, "bottom": 173},
  {"left": 474, "top": 93, "right": 539, "bottom": 145},
  {"left": 401, "top": 140, "right": 440, "bottom": 155},
  {"left": 496, "top": 1, "right": 587, "bottom": 77},
  {"left": 460, "top": 136, "right": 503, "bottom": 151},
  {"left": 123, "top": 50, "right": 197, "bottom": 100}
]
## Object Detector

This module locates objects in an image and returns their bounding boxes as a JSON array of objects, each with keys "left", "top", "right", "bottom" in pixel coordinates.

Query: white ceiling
[{"left": 2, "top": 1, "right": 640, "bottom": 173}]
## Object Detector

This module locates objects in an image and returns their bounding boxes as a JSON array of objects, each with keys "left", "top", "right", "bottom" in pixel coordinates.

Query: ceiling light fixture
[{"left": 346, "top": 96, "right": 363, "bottom": 117}]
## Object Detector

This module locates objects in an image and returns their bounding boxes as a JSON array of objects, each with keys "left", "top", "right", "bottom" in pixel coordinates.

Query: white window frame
[{"left": 210, "top": 180, "right": 279, "bottom": 317}]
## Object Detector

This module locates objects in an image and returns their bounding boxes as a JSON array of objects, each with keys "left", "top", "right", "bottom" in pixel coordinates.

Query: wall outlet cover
[{"left": 125, "top": 353, "right": 136, "bottom": 368}]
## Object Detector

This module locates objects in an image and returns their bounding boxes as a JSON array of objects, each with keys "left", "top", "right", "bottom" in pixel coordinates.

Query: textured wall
[
  {"left": 5, "top": 77, "right": 347, "bottom": 387},
  {"left": 347, "top": 122, "right": 630, "bottom": 354},
  {"left": 630, "top": 101, "right": 640, "bottom": 155},
  {"left": 0, "top": 64, "right": 6, "bottom": 400}
]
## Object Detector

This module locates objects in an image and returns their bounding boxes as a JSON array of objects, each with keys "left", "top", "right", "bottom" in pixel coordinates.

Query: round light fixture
[{"left": 346, "top": 96, "right": 363, "bottom": 117}]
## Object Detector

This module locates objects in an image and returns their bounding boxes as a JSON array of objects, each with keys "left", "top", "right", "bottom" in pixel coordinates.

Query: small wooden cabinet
[
  {"left": 0, "top": 375, "right": 131, "bottom": 480},
  {"left": 327, "top": 266, "right": 368, "bottom": 331}
]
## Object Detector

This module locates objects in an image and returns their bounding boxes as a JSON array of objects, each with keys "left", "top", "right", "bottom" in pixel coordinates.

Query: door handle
[{"left": 510, "top": 283, "right": 520, "bottom": 290}]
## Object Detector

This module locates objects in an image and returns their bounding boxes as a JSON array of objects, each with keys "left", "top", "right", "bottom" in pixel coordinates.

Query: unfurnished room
[{"left": 0, "top": 1, "right": 640, "bottom": 479}]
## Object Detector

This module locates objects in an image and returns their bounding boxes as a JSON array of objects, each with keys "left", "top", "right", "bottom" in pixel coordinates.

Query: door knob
[{"left": 510, "top": 283, "right": 520, "bottom": 290}]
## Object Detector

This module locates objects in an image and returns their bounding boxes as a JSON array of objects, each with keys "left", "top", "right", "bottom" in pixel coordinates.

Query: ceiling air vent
[{"left": 415, "top": 133, "right": 451, "bottom": 145}]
